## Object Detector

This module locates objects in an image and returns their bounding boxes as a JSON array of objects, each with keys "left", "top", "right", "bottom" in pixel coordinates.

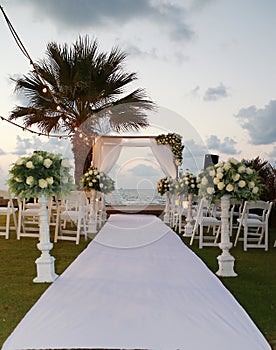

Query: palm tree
[{"left": 9, "top": 36, "right": 154, "bottom": 184}]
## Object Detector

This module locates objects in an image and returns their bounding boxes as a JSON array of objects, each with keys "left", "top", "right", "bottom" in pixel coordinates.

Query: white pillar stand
[
  {"left": 33, "top": 194, "right": 58, "bottom": 283},
  {"left": 183, "top": 193, "right": 193, "bottom": 237},
  {"left": 87, "top": 190, "right": 97, "bottom": 234},
  {"left": 216, "top": 195, "right": 237, "bottom": 277},
  {"left": 163, "top": 192, "right": 170, "bottom": 224}
]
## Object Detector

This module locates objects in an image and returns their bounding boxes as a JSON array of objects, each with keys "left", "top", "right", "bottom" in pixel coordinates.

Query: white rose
[
  {"left": 43, "top": 158, "right": 52, "bottom": 168},
  {"left": 246, "top": 167, "right": 253, "bottom": 175},
  {"left": 37, "top": 155, "right": 43, "bottom": 162},
  {"left": 46, "top": 177, "right": 54, "bottom": 185},
  {"left": 99, "top": 183, "right": 104, "bottom": 188},
  {"left": 26, "top": 176, "right": 34, "bottom": 185},
  {"left": 238, "top": 180, "right": 246, "bottom": 188},
  {"left": 217, "top": 182, "right": 225, "bottom": 190},
  {"left": 61, "top": 158, "right": 71, "bottom": 167},
  {"left": 226, "top": 184, "right": 234, "bottom": 192},
  {"left": 16, "top": 158, "right": 24, "bottom": 165},
  {"left": 15, "top": 177, "right": 22, "bottom": 182},
  {"left": 229, "top": 158, "right": 238, "bottom": 165},
  {"left": 217, "top": 172, "right": 224, "bottom": 180},
  {"left": 191, "top": 184, "right": 195, "bottom": 188},
  {"left": 232, "top": 173, "right": 240, "bottom": 182},
  {"left": 248, "top": 181, "right": 255, "bottom": 189},
  {"left": 185, "top": 181, "right": 189, "bottom": 185},
  {"left": 38, "top": 179, "right": 48, "bottom": 188},
  {"left": 209, "top": 169, "right": 215, "bottom": 177},
  {"left": 26, "top": 161, "right": 34, "bottom": 169},
  {"left": 207, "top": 187, "right": 215, "bottom": 194},
  {"left": 89, "top": 182, "right": 93, "bottom": 186},
  {"left": 201, "top": 176, "right": 208, "bottom": 185},
  {"left": 252, "top": 187, "right": 259, "bottom": 194},
  {"left": 224, "top": 162, "right": 231, "bottom": 171},
  {"left": 213, "top": 177, "right": 220, "bottom": 185},
  {"left": 89, "top": 170, "right": 93, "bottom": 175},
  {"left": 238, "top": 166, "right": 245, "bottom": 173}
]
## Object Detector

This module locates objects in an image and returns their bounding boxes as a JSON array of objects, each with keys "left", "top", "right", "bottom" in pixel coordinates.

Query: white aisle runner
[{"left": 2, "top": 214, "right": 271, "bottom": 350}]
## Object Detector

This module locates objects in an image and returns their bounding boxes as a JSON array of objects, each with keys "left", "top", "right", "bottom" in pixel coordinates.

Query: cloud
[
  {"left": 13, "top": 0, "right": 194, "bottom": 42},
  {"left": 206, "top": 135, "right": 240, "bottom": 155},
  {"left": 11, "top": 135, "right": 73, "bottom": 158},
  {"left": 0, "top": 148, "right": 6, "bottom": 155},
  {"left": 128, "top": 164, "right": 161, "bottom": 177},
  {"left": 203, "top": 83, "right": 229, "bottom": 101},
  {"left": 235, "top": 100, "right": 276, "bottom": 145}
]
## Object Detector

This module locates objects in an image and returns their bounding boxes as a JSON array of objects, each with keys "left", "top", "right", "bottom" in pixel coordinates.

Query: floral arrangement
[
  {"left": 80, "top": 166, "right": 115, "bottom": 194},
  {"left": 157, "top": 176, "right": 174, "bottom": 196},
  {"left": 8, "top": 150, "right": 74, "bottom": 199},
  {"left": 174, "top": 171, "right": 198, "bottom": 196},
  {"left": 197, "top": 157, "right": 262, "bottom": 202},
  {"left": 155, "top": 133, "right": 184, "bottom": 166}
]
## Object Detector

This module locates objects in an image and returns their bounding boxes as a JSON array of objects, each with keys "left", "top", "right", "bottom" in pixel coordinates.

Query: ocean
[{"left": 106, "top": 188, "right": 166, "bottom": 206}]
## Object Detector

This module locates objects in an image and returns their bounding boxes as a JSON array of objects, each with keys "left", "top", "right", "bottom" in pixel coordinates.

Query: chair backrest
[
  {"left": 242, "top": 200, "right": 273, "bottom": 222},
  {"left": 63, "top": 191, "right": 85, "bottom": 212}
]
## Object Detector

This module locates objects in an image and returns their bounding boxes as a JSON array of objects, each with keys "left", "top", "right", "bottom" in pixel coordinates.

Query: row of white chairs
[
  {"left": 164, "top": 193, "right": 274, "bottom": 251},
  {"left": 0, "top": 190, "right": 107, "bottom": 244}
]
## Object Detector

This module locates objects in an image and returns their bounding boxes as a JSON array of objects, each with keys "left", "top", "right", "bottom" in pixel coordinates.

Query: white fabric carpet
[{"left": 2, "top": 214, "right": 271, "bottom": 350}]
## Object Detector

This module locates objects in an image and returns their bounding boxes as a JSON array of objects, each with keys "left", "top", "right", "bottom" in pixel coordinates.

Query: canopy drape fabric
[
  {"left": 93, "top": 136, "right": 178, "bottom": 179},
  {"left": 150, "top": 139, "right": 177, "bottom": 178},
  {"left": 93, "top": 137, "right": 122, "bottom": 173}
]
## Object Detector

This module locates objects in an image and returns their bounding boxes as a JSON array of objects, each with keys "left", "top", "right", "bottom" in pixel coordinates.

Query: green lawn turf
[{"left": 0, "top": 217, "right": 275, "bottom": 349}]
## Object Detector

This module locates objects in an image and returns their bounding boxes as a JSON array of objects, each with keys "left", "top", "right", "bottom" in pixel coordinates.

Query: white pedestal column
[
  {"left": 33, "top": 194, "right": 58, "bottom": 283},
  {"left": 216, "top": 195, "right": 237, "bottom": 277},
  {"left": 163, "top": 192, "right": 170, "bottom": 224},
  {"left": 87, "top": 189, "right": 97, "bottom": 234},
  {"left": 183, "top": 193, "right": 193, "bottom": 237}
]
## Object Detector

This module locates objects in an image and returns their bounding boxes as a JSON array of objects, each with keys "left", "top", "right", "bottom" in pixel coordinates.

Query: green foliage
[
  {"left": 155, "top": 133, "right": 184, "bottom": 166},
  {"left": 174, "top": 171, "right": 199, "bottom": 195},
  {"left": 157, "top": 176, "right": 173, "bottom": 196},
  {"left": 197, "top": 157, "right": 262, "bottom": 202},
  {"left": 8, "top": 150, "right": 74, "bottom": 199},
  {"left": 80, "top": 166, "right": 115, "bottom": 194}
]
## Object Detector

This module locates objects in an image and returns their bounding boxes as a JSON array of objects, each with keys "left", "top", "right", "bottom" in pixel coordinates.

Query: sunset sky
[{"left": 0, "top": 0, "right": 275, "bottom": 189}]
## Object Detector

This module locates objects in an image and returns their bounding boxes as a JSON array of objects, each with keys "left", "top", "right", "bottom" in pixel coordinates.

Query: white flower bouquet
[
  {"left": 197, "top": 157, "right": 262, "bottom": 201},
  {"left": 155, "top": 133, "right": 184, "bottom": 166},
  {"left": 8, "top": 150, "right": 74, "bottom": 199},
  {"left": 157, "top": 176, "right": 174, "bottom": 196},
  {"left": 174, "top": 171, "right": 198, "bottom": 195},
  {"left": 80, "top": 166, "right": 115, "bottom": 194}
]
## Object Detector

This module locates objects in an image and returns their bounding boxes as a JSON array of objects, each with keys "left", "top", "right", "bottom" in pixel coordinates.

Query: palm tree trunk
[{"left": 71, "top": 135, "right": 93, "bottom": 186}]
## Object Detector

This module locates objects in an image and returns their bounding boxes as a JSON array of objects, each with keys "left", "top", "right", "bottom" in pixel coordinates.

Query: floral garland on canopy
[
  {"left": 8, "top": 150, "right": 74, "bottom": 199},
  {"left": 157, "top": 176, "right": 174, "bottom": 196},
  {"left": 155, "top": 133, "right": 184, "bottom": 166},
  {"left": 80, "top": 166, "right": 115, "bottom": 194},
  {"left": 197, "top": 157, "right": 262, "bottom": 202},
  {"left": 174, "top": 171, "right": 199, "bottom": 196}
]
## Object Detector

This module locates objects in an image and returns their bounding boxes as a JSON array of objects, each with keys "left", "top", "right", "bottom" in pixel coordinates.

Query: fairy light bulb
[
  {"left": 42, "top": 87, "right": 47, "bottom": 93},
  {"left": 79, "top": 133, "right": 83, "bottom": 138},
  {"left": 74, "top": 127, "right": 78, "bottom": 131},
  {"left": 56, "top": 105, "right": 61, "bottom": 111},
  {"left": 65, "top": 118, "right": 70, "bottom": 123}
]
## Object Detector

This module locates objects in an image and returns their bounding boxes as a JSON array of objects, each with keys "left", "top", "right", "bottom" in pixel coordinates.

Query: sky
[{"left": 0, "top": 0, "right": 275, "bottom": 189}]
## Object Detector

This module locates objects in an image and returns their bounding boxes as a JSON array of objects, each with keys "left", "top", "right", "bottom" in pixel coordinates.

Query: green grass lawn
[{"left": 0, "top": 220, "right": 275, "bottom": 349}]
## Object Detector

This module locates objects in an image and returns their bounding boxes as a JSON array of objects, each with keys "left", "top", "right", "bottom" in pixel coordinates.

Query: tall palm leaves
[{"left": 9, "top": 36, "right": 154, "bottom": 183}]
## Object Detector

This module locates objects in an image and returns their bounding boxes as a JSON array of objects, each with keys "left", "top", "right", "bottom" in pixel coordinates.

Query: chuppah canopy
[{"left": 92, "top": 135, "right": 178, "bottom": 179}]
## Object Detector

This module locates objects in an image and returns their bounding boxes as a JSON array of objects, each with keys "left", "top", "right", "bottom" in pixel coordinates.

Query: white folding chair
[
  {"left": 190, "top": 198, "right": 221, "bottom": 248},
  {"left": 54, "top": 191, "right": 87, "bottom": 244},
  {"left": 0, "top": 190, "right": 18, "bottom": 239},
  {"left": 234, "top": 201, "right": 273, "bottom": 251},
  {"left": 17, "top": 198, "right": 40, "bottom": 239}
]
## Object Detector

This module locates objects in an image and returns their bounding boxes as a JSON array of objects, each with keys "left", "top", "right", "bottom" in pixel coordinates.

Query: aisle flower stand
[
  {"left": 197, "top": 157, "right": 262, "bottom": 277},
  {"left": 216, "top": 195, "right": 237, "bottom": 277},
  {"left": 8, "top": 150, "right": 74, "bottom": 283},
  {"left": 33, "top": 194, "right": 58, "bottom": 283},
  {"left": 183, "top": 193, "right": 193, "bottom": 237}
]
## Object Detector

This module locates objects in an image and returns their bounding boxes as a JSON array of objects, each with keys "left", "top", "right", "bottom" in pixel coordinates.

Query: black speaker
[{"left": 204, "top": 154, "right": 219, "bottom": 169}]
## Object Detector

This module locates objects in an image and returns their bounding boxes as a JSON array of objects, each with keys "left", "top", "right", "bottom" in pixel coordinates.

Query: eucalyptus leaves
[{"left": 8, "top": 150, "right": 74, "bottom": 199}]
